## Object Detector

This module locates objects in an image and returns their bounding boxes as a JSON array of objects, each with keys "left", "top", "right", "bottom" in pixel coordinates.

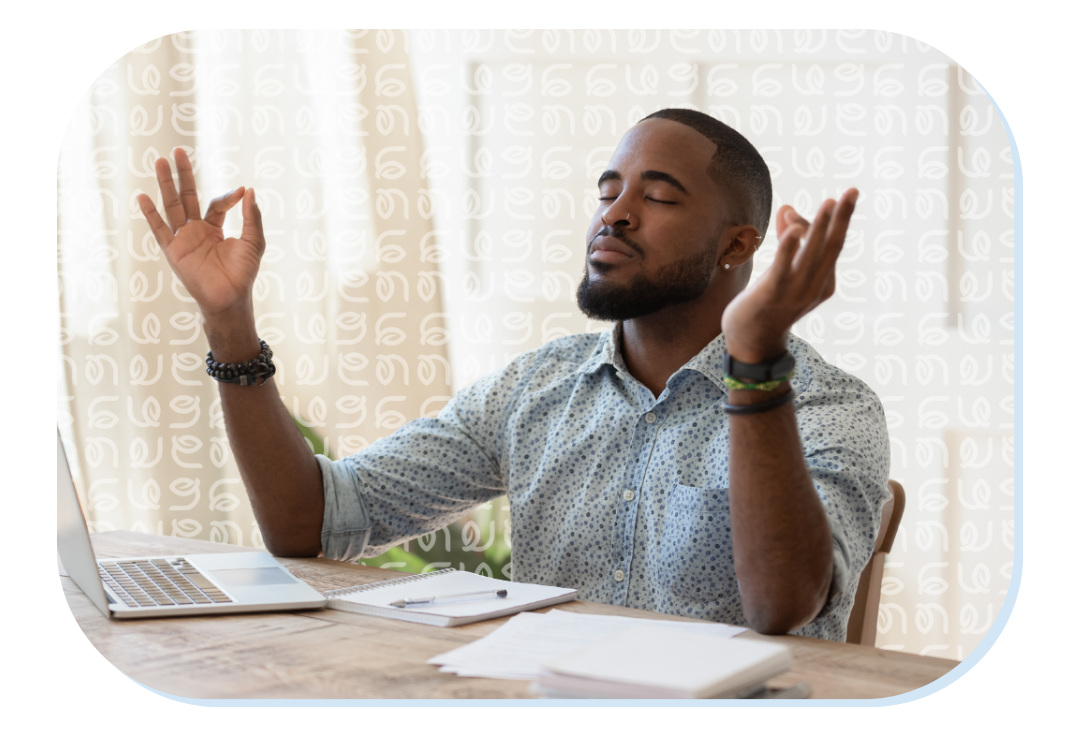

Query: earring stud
[{"left": 724, "top": 263, "right": 731, "bottom": 270}]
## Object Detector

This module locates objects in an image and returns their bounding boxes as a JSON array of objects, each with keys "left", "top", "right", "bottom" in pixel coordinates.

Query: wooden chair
[{"left": 845, "top": 479, "right": 905, "bottom": 646}]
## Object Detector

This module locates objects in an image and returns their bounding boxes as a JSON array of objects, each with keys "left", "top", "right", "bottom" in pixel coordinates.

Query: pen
[{"left": 389, "top": 589, "right": 508, "bottom": 608}]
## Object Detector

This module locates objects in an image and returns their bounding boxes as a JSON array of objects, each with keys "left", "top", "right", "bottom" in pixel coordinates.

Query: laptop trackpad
[{"left": 208, "top": 567, "right": 300, "bottom": 587}]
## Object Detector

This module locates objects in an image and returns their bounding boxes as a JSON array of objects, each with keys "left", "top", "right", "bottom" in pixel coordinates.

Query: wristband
[
  {"left": 721, "top": 388, "right": 795, "bottom": 415},
  {"left": 722, "top": 374, "right": 791, "bottom": 392},
  {"left": 721, "top": 349, "right": 796, "bottom": 383},
  {"left": 206, "top": 339, "right": 276, "bottom": 386}
]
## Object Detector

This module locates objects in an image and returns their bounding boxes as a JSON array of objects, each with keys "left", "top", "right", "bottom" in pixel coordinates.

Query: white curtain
[
  {"left": 58, "top": 30, "right": 449, "bottom": 547},
  {"left": 57, "top": 29, "right": 1015, "bottom": 660}
]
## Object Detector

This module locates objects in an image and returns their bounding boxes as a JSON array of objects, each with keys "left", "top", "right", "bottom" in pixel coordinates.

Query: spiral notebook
[{"left": 324, "top": 569, "right": 577, "bottom": 627}]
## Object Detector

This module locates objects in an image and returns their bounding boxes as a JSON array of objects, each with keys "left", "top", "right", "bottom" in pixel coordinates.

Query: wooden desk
[{"left": 62, "top": 531, "right": 956, "bottom": 700}]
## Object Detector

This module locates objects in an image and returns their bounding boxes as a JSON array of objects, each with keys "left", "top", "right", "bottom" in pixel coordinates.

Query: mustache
[{"left": 589, "top": 226, "right": 645, "bottom": 257}]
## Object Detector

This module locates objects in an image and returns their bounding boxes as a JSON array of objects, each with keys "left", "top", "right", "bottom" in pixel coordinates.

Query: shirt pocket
[{"left": 659, "top": 484, "right": 735, "bottom": 604}]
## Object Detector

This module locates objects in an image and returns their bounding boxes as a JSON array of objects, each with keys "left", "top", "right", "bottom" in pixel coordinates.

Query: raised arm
[
  {"left": 137, "top": 148, "right": 324, "bottom": 557},
  {"left": 720, "top": 189, "right": 860, "bottom": 634}
]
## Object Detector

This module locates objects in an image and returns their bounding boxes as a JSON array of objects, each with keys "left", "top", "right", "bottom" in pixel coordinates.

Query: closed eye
[{"left": 597, "top": 196, "right": 676, "bottom": 204}]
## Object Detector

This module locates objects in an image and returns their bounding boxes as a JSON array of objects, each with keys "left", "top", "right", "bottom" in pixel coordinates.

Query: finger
[
  {"left": 769, "top": 223, "right": 805, "bottom": 279},
  {"left": 154, "top": 157, "right": 186, "bottom": 232},
  {"left": 792, "top": 199, "right": 836, "bottom": 274},
  {"left": 136, "top": 193, "right": 174, "bottom": 248},
  {"left": 804, "top": 192, "right": 858, "bottom": 304},
  {"left": 204, "top": 186, "right": 246, "bottom": 228},
  {"left": 173, "top": 147, "right": 202, "bottom": 222},
  {"left": 240, "top": 188, "right": 266, "bottom": 255},
  {"left": 820, "top": 188, "right": 859, "bottom": 268}
]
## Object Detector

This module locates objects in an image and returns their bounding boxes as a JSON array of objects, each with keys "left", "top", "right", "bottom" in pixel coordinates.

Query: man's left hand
[{"left": 721, "top": 188, "right": 859, "bottom": 363}]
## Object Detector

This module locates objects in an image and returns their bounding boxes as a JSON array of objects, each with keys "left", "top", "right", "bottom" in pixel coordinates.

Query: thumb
[
  {"left": 776, "top": 205, "right": 808, "bottom": 239},
  {"left": 240, "top": 188, "right": 265, "bottom": 254},
  {"left": 775, "top": 205, "right": 792, "bottom": 238}
]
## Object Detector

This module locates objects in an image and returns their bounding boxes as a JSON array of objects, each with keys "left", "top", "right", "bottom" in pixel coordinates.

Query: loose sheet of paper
[
  {"left": 428, "top": 609, "right": 746, "bottom": 679},
  {"left": 327, "top": 570, "right": 574, "bottom": 621}
]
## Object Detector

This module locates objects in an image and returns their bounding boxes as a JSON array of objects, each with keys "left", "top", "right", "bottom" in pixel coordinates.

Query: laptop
[{"left": 57, "top": 430, "right": 328, "bottom": 618}]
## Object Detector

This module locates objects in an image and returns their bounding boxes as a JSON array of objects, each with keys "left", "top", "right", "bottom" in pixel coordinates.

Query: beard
[{"left": 576, "top": 237, "right": 716, "bottom": 322}]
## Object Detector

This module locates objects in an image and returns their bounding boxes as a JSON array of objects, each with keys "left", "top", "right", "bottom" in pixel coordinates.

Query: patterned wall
[{"left": 57, "top": 29, "right": 1015, "bottom": 660}]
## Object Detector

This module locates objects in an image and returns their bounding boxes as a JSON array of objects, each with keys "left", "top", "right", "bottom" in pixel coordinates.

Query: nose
[{"left": 601, "top": 208, "right": 633, "bottom": 228}]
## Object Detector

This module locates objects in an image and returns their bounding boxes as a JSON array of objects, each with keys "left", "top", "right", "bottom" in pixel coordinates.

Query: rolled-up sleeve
[
  {"left": 317, "top": 453, "right": 373, "bottom": 562},
  {"left": 822, "top": 517, "right": 856, "bottom": 615},
  {"left": 792, "top": 360, "right": 892, "bottom": 622},
  {"left": 317, "top": 366, "right": 519, "bottom": 562}
]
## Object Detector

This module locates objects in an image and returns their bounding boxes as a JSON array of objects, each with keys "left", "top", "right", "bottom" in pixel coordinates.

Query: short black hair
[{"left": 642, "top": 108, "right": 773, "bottom": 239}]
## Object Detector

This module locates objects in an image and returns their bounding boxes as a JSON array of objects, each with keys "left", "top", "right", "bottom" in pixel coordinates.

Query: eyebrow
[{"left": 596, "top": 169, "right": 689, "bottom": 195}]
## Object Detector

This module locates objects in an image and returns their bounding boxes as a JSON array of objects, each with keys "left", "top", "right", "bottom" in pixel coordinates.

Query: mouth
[{"left": 588, "top": 229, "right": 639, "bottom": 265}]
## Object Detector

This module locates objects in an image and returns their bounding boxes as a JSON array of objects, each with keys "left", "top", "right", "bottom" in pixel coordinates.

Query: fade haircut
[{"left": 642, "top": 108, "right": 773, "bottom": 239}]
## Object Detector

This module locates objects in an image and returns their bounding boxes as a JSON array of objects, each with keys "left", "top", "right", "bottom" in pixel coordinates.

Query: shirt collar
[
  {"left": 680, "top": 331, "right": 729, "bottom": 391},
  {"left": 576, "top": 323, "right": 729, "bottom": 391},
  {"left": 575, "top": 323, "right": 627, "bottom": 375}
]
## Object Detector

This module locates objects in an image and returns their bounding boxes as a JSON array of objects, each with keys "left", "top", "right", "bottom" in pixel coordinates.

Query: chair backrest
[{"left": 845, "top": 479, "right": 906, "bottom": 646}]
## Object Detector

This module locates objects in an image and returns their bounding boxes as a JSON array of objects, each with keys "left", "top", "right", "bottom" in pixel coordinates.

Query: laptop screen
[{"left": 57, "top": 430, "right": 113, "bottom": 617}]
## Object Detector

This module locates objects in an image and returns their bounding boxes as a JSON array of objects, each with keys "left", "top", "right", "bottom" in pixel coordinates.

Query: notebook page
[
  {"left": 429, "top": 609, "right": 746, "bottom": 679},
  {"left": 543, "top": 626, "right": 790, "bottom": 696},
  {"left": 335, "top": 571, "right": 573, "bottom": 620}
]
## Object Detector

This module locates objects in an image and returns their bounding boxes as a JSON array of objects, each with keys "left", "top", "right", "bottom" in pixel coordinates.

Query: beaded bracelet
[{"left": 206, "top": 339, "right": 276, "bottom": 386}]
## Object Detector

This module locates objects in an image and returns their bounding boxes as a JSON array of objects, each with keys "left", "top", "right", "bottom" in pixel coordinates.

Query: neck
[{"left": 619, "top": 287, "right": 733, "bottom": 397}]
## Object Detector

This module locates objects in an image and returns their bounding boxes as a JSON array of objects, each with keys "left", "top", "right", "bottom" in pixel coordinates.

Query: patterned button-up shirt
[{"left": 317, "top": 327, "right": 891, "bottom": 641}]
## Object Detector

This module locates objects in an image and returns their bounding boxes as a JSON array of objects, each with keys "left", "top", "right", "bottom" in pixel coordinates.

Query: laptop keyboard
[{"left": 98, "top": 558, "right": 232, "bottom": 608}]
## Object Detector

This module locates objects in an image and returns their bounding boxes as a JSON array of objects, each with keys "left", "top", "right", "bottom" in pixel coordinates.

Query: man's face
[{"left": 577, "top": 118, "right": 729, "bottom": 321}]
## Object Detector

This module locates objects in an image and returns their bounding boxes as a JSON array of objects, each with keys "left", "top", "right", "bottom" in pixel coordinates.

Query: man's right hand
[
  {"left": 135, "top": 147, "right": 325, "bottom": 557},
  {"left": 136, "top": 147, "right": 264, "bottom": 325}
]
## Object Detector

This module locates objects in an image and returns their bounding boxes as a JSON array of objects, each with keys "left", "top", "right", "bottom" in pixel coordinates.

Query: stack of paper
[
  {"left": 428, "top": 609, "right": 746, "bottom": 680},
  {"left": 535, "top": 626, "right": 792, "bottom": 699}
]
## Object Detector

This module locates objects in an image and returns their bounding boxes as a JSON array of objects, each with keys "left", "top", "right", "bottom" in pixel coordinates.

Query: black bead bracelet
[{"left": 206, "top": 339, "right": 276, "bottom": 386}]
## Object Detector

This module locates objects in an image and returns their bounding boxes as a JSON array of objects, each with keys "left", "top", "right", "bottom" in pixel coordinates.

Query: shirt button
[
  {"left": 623, "top": 490, "right": 635, "bottom": 502},
  {"left": 645, "top": 412, "right": 657, "bottom": 424},
  {"left": 613, "top": 570, "right": 625, "bottom": 582}
]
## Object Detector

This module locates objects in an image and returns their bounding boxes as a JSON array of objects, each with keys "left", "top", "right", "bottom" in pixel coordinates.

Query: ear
[{"left": 718, "top": 224, "right": 761, "bottom": 269}]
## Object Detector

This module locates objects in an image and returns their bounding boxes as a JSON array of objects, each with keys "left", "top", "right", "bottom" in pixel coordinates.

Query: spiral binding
[{"left": 324, "top": 567, "right": 457, "bottom": 599}]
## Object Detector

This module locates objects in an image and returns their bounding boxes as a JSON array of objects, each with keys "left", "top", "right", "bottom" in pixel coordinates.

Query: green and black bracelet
[{"left": 721, "top": 388, "right": 795, "bottom": 416}]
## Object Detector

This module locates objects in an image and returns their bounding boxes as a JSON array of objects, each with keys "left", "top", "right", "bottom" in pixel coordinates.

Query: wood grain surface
[{"left": 61, "top": 531, "right": 957, "bottom": 700}]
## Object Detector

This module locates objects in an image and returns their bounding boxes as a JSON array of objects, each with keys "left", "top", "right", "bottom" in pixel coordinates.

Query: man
[{"left": 137, "top": 109, "right": 889, "bottom": 641}]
